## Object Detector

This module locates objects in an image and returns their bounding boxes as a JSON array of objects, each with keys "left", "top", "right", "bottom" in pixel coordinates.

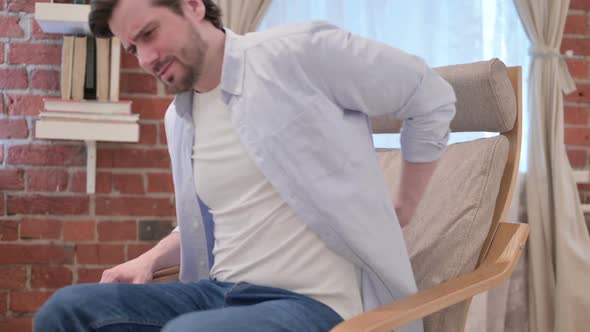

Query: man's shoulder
[{"left": 238, "top": 20, "right": 343, "bottom": 51}]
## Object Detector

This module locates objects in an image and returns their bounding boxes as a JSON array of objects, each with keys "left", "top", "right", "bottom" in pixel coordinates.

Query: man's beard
[{"left": 159, "top": 25, "right": 207, "bottom": 94}]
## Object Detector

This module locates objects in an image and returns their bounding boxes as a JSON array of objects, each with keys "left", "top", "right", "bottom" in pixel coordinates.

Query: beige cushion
[
  {"left": 376, "top": 135, "right": 509, "bottom": 332},
  {"left": 371, "top": 58, "right": 517, "bottom": 134}
]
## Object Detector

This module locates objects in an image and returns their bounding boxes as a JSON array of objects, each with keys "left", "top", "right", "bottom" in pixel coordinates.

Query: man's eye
[{"left": 144, "top": 29, "right": 154, "bottom": 40}]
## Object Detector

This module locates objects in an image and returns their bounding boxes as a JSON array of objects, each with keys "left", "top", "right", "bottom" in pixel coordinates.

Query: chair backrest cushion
[
  {"left": 376, "top": 135, "right": 509, "bottom": 332},
  {"left": 371, "top": 58, "right": 517, "bottom": 134}
]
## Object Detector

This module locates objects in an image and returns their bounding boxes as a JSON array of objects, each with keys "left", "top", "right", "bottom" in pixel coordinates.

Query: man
[{"left": 34, "top": 0, "right": 456, "bottom": 331}]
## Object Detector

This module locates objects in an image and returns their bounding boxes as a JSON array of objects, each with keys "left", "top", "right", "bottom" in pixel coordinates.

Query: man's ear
[{"left": 183, "top": 0, "right": 205, "bottom": 19}]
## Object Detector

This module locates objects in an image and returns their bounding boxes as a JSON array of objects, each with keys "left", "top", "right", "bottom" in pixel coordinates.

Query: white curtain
[
  {"left": 259, "top": 1, "right": 530, "bottom": 331},
  {"left": 216, "top": 0, "right": 272, "bottom": 34},
  {"left": 513, "top": 1, "right": 590, "bottom": 331}
]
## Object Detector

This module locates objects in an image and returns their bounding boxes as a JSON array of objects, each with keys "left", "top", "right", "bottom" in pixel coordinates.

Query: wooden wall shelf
[{"left": 34, "top": 3, "right": 91, "bottom": 35}]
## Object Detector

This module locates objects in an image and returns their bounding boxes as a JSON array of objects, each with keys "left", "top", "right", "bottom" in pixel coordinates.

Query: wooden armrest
[
  {"left": 152, "top": 265, "right": 180, "bottom": 283},
  {"left": 331, "top": 222, "right": 529, "bottom": 332}
]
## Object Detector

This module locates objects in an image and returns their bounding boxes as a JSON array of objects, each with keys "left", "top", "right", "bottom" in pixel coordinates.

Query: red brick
[
  {"left": 7, "top": 195, "right": 89, "bottom": 215},
  {"left": 564, "top": 83, "right": 590, "bottom": 103},
  {"left": 0, "top": 68, "right": 27, "bottom": 89},
  {"left": 0, "top": 244, "right": 73, "bottom": 264},
  {"left": 11, "top": 291, "right": 53, "bottom": 312},
  {"left": 127, "top": 243, "right": 154, "bottom": 260},
  {"left": 7, "top": 144, "right": 85, "bottom": 166},
  {"left": 98, "top": 221, "right": 137, "bottom": 241},
  {"left": 0, "top": 169, "right": 25, "bottom": 190},
  {"left": 121, "top": 50, "right": 140, "bottom": 68},
  {"left": 112, "top": 174, "right": 144, "bottom": 194},
  {"left": 0, "top": 16, "right": 24, "bottom": 38},
  {"left": 77, "top": 268, "right": 104, "bottom": 284},
  {"left": 561, "top": 38, "right": 590, "bottom": 56},
  {"left": 0, "top": 317, "right": 32, "bottom": 332},
  {"left": 565, "top": 127, "right": 590, "bottom": 146},
  {"left": 0, "top": 43, "right": 4, "bottom": 64},
  {"left": 9, "top": 43, "right": 61, "bottom": 65},
  {"left": 0, "top": 292, "right": 7, "bottom": 314},
  {"left": 120, "top": 73, "right": 157, "bottom": 94},
  {"left": 95, "top": 197, "right": 175, "bottom": 217},
  {"left": 71, "top": 171, "right": 111, "bottom": 193},
  {"left": 139, "top": 123, "right": 157, "bottom": 145},
  {"left": 0, "top": 146, "right": 3, "bottom": 163},
  {"left": 159, "top": 122, "right": 167, "bottom": 144},
  {"left": 565, "top": 106, "right": 588, "bottom": 125},
  {"left": 0, "top": 194, "right": 3, "bottom": 216},
  {"left": 31, "top": 266, "right": 72, "bottom": 289},
  {"left": 20, "top": 218, "right": 62, "bottom": 240},
  {"left": 63, "top": 220, "right": 95, "bottom": 242},
  {"left": 567, "top": 149, "right": 587, "bottom": 168},
  {"left": 0, "top": 266, "right": 27, "bottom": 288},
  {"left": 565, "top": 15, "right": 588, "bottom": 35},
  {"left": 27, "top": 169, "right": 68, "bottom": 192},
  {"left": 97, "top": 148, "right": 170, "bottom": 168},
  {"left": 0, "top": 220, "right": 18, "bottom": 241},
  {"left": 147, "top": 173, "right": 174, "bottom": 193},
  {"left": 76, "top": 244, "right": 125, "bottom": 265},
  {"left": 0, "top": 119, "right": 28, "bottom": 139},
  {"left": 130, "top": 97, "right": 172, "bottom": 120},
  {"left": 566, "top": 59, "right": 589, "bottom": 80},
  {"left": 7, "top": 94, "right": 44, "bottom": 116},
  {"left": 571, "top": 0, "right": 590, "bottom": 11},
  {"left": 31, "top": 69, "right": 60, "bottom": 90},
  {"left": 31, "top": 19, "right": 61, "bottom": 40}
]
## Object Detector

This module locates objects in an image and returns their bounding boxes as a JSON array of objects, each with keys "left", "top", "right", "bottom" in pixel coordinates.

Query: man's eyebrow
[{"left": 130, "top": 21, "right": 155, "bottom": 42}]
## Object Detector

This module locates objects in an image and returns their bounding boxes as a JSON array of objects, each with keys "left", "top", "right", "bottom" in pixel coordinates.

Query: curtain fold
[
  {"left": 216, "top": 0, "right": 272, "bottom": 34},
  {"left": 513, "top": 0, "right": 590, "bottom": 331}
]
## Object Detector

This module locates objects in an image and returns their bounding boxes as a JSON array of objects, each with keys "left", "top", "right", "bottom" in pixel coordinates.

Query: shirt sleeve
[{"left": 300, "top": 21, "right": 457, "bottom": 162}]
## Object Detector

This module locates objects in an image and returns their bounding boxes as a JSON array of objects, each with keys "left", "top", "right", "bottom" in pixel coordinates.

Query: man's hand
[
  {"left": 395, "top": 160, "right": 439, "bottom": 228},
  {"left": 99, "top": 256, "right": 155, "bottom": 284},
  {"left": 395, "top": 204, "right": 416, "bottom": 229}
]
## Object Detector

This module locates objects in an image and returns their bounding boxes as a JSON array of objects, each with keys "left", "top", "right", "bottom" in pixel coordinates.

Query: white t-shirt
[{"left": 191, "top": 87, "right": 362, "bottom": 320}]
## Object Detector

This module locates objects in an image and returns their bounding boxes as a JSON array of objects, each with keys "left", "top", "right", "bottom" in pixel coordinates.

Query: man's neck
[{"left": 193, "top": 28, "right": 226, "bottom": 93}]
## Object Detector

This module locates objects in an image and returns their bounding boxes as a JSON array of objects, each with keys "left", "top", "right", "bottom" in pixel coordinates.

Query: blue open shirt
[{"left": 166, "top": 21, "right": 456, "bottom": 332}]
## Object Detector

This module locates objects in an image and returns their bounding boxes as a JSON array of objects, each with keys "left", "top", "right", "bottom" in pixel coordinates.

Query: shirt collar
[{"left": 174, "top": 28, "right": 245, "bottom": 117}]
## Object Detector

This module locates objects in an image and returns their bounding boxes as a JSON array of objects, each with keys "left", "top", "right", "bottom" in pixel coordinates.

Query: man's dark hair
[{"left": 89, "top": 0, "right": 223, "bottom": 38}]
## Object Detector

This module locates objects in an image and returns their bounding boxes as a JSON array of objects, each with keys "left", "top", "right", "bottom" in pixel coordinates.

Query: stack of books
[
  {"left": 34, "top": 1, "right": 138, "bottom": 143},
  {"left": 36, "top": 98, "right": 139, "bottom": 142}
]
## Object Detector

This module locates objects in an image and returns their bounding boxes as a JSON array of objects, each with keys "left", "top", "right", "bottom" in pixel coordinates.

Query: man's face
[{"left": 109, "top": 0, "right": 208, "bottom": 93}]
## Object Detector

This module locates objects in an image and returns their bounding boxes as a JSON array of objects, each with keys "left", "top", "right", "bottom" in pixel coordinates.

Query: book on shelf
[
  {"left": 96, "top": 37, "right": 111, "bottom": 102},
  {"left": 84, "top": 36, "right": 96, "bottom": 100},
  {"left": 40, "top": 111, "right": 139, "bottom": 123},
  {"left": 109, "top": 38, "right": 121, "bottom": 102},
  {"left": 43, "top": 98, "right": 132, "bottom": 115},
  {"left": 60, "top": 35, "right": 75, "bottom": 99},
  {"left": 36, "top": 118, "right": 139, "bottom": 142},
  {"left": 71, "top": 35, "right": 87, "bottom": 100}
]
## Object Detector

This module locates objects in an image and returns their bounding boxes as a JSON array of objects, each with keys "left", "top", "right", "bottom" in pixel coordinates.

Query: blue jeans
[{"left": 34, "top": 279, "right": 343, "bottom": 332}]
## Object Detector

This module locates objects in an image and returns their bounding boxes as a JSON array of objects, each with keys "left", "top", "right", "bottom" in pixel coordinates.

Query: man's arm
[
  {"left": 300, "top": 22, "right": 456, "bottom": 163},
  {"left": 299, "top": 22, "right": 455, "bottom": 226},
  {"left": 100, "top": 231, "right": 180, "bottom": 283},
  {"left": 395, "top": 160, "right": 438, "bottom": 227}
]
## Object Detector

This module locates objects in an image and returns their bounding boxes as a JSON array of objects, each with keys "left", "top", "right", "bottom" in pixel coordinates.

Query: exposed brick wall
[
  {"left": 0, "top": 1, "right": 175, "bottom": 330},
  {"left": 564, "top": 1, "right": 590, "bottom": 209}
]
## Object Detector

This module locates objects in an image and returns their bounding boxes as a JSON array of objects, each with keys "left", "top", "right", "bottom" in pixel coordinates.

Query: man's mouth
[{"left": 157, "top": 60, "right": 173, "bottom": 79}]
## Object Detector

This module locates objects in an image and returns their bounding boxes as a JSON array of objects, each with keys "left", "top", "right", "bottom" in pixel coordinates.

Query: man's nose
[{"left": 137, "top": 46, "right": 158, "bottom": 73}]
